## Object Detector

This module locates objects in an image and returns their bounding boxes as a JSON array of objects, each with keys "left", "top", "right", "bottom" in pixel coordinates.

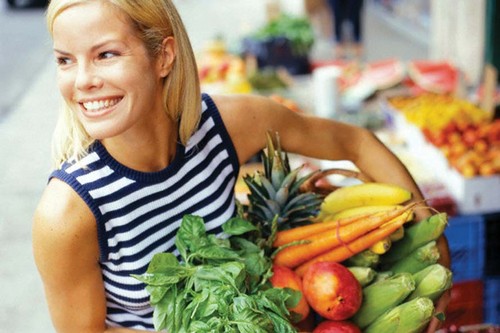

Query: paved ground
[{"left": 0, "top": 2, "right": 427, "bottom": 332}]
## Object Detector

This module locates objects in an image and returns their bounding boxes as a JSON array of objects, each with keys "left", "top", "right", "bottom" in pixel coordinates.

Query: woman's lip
[{"left": 79, "top": 97, "right": 123, "bottom": 118}]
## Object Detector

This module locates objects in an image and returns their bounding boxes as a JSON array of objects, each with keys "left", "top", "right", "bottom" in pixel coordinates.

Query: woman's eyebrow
[{"left": 53, "top": 40, "right": 125, "bottom": 55}]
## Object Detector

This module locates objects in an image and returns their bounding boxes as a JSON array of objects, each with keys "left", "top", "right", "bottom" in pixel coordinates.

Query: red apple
[
  {"left": 270, "top": 265, "right": 310, "bottom": 322},
  {"left": 313, "top": 320, "right": 361, "bottom": 333},
  {"left": 302, "top": 262, "right": 362, "bottom": 321}
]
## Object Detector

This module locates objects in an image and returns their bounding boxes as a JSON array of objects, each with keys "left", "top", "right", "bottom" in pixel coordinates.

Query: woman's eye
[
  {"left": 99, "top": 51, "right": 118, "bottom": 59},
  {"left": 56, "top": 57, "right": 72, "bottom": 66}
]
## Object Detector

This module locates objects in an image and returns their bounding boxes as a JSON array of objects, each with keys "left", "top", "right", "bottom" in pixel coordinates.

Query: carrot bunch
[{"left": 271, "top": 203, "right": 417, "bottom": 277}]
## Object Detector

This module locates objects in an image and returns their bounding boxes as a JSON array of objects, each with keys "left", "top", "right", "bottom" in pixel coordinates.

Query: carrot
[
  {"left": 273, "top": 209, "right": 395, "bottom": 248},
  {"left": 294, "top": 211, "right": 411, "bottom": 277},
  {"left": 273, "top": 204, "right": 415, "bottom": 268}
]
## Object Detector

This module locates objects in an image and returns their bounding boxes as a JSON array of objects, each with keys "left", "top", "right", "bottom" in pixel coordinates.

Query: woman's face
[{"left": 52, "top": 1, "right": 170, "bottom": 141}]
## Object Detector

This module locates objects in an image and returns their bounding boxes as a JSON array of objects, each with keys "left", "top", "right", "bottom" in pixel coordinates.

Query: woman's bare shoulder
[{"left": 33, "top": 178, "right": 98, "bottom": 258}]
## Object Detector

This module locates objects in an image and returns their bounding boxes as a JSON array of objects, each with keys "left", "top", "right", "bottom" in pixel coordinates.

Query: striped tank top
[{"left": 50, "top": 94, "right": 240, "bottom": 330}]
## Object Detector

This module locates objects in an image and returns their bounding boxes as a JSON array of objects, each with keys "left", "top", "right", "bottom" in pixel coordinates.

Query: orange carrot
[
  {"left": 273, "top": 209, "right": 395, "bottom": 248},
  {"left": 294, "top": 212, "right": 411, "bottom": 277},
  {"left": 273, "top": 204, "right": 415, "bottom": 268}
]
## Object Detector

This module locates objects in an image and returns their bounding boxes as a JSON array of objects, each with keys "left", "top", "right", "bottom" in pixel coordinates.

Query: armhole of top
[
  {"left": 201, "top": 93, "right": 241, "bottom": 177},
  {"left": 49, "top": 169, "right": 109, "bottom": 263}
]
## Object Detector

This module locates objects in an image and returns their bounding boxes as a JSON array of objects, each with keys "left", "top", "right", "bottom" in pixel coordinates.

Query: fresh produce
[
  {"left": 312, "top": 320, "right": 361, "bottom": 333},
  {"left": 274, "top": 204, "right": 414, "bottom": 268},
  {"left": 380, "top": 213, "right": 448, "bottom": 265},
  {"left": 270, "top": 265, "right": 310, "bottom": 322},
  {"left": 407, "top": 60, "right": 458, "bottom": 94},
  {"left": 364, "top": 297, "right": 435, "bottom": 333},
  {"left": 407, "top": 264, "right": 453, "bottom": 302},
  {"left": 351, "top": 273, "right": 416, "bottom": 329},
  {"left": 320, "top": 182, "right": 412, "bottom": 215},
  {"left": 329, "top": 204, "right": 404, "bottom": 220},
  {"left": 388, "top": 94, "right": 500, "bottom": 177},
  {"left": 344, "top": 249, "right": 380, "bottom": 268},
  {"left": 385, "top": 240, "right": 440, "bottom": 274},
  {"left": 302, "top": 262, "right": 362, "bottom": 321},
  {"left": 273, "top": 211, "right": 379, "bottom": 248},
  {"left": 295, "top": 209, "right": 413, "bottom": 277},
  {"left": 133, "top": 215, "right": 299, "bottom": 333},
  {"left": 244, "top": 132, "right": 323, "bottom": 238},
  {"left": 247, "top": 14, "right": 314, "bottom": 56},
  {"left": 369, "top": 236, "right": 392, "bottom": 254},
  {"left": 347, "top": 266, "right": 376, "bottom": 287}
]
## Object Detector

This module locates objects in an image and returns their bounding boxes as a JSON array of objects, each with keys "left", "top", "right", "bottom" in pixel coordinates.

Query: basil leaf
[
  {"left": 146, "top": 252, "right": 179, "bottom": 273},
  {"left": 194, "top": 245, "right": 240, "bottom": 261},
  {"left": 176, "top": 215, "right": 207, "bottom": 260},
  {"left": 222, "top": 217, "right": 258, "bottom": 235},
  {"left": 230, "top": 237, "right": 261, "bottom": 253}
]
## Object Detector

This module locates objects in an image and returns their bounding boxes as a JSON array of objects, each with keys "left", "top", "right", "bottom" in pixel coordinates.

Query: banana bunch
[
  {"left": 345, "top": 213, "right": 452, "bottom": 333},
  {"left": 317, "top": 182, "right": 414, "bottom": 256}
]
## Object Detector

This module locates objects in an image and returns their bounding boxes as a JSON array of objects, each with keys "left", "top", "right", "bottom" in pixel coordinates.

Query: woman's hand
[{"left": 426, "top": 289, "right": 451, "bottom": 333}]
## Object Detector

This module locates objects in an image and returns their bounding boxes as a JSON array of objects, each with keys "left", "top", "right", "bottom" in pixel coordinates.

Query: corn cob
[
  {"left": 364, "top": 297, "right": 435, "bottom": 333},
  {"left": 385, "top": 241, "right": 440, "bottom": 274},
  {"left": 352, "top": 272, "right": 416, "bottom": 329},
  {"left": 348, "top": 266, "right": 376, "bottom": 287},
  {"left": 372, "top": 270, "right": 394, "bottom": 283},
  {"left": 344, "top": 249, "right": 380, "bottom": 268},
  {"left": 381, "top": 213, "right": 447, "bottom": 264},
  {"left": 407, "top": 264, "right": 453, "bottom": 302}
]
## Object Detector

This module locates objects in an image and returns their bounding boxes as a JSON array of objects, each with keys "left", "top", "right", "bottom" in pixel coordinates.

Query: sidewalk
[{"left": 0, "top": 3, "right": 428, "bottom": 332}]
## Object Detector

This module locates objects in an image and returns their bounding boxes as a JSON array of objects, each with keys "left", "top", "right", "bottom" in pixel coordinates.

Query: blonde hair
[{"left": 47, "top": 0, "right": 201, "bottom": 168}]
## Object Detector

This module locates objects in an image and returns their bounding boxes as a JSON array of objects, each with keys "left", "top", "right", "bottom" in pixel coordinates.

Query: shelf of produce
[{"left": 381, "top": 97, "right": 500, "bottom": 215}]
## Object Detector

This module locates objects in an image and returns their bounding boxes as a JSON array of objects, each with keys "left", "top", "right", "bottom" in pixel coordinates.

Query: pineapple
[{"left": 243, "top": 132, "right": 323, "bottom": 237}]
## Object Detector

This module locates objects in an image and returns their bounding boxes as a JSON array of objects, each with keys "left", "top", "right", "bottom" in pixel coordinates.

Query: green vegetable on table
[{"left": 133, "top": 215, "right": 299, "bottom": 333}]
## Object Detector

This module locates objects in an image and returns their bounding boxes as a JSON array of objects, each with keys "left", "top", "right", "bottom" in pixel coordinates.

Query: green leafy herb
[{"left": 133, "top": 215, "right": 298, "bottom": 332}]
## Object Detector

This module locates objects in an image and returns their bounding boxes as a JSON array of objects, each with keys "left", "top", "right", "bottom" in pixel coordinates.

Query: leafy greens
[{"left": 133, "top": 215, "right": 300, "bottom": 332}]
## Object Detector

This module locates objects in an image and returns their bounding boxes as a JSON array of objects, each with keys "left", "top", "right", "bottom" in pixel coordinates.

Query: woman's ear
[{"left": 158, "top": 37, "right": 176, "bottom": 78}]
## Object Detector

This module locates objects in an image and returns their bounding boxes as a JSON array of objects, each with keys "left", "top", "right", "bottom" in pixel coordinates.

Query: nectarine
[
  {"left": 270, "top": 265, "right": 310, "bottom": 322},
  {"left": 302, "top": 262, "right": 362, "bottom": 321}
]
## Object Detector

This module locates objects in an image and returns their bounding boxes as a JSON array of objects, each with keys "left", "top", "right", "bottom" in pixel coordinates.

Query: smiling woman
[{"left": 32, "top": 0, "right": 450, "bottom": 332}]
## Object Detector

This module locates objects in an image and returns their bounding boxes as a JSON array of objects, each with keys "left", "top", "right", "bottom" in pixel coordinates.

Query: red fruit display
[
  {"left": 313, "top": 320, "right": 361, "bottom": 333},
  {"left": 302, "top": 262, "right": 362, "bottom": 321},
  {"left": 270, "top": 265, "right": 310, "bottom": 322}
]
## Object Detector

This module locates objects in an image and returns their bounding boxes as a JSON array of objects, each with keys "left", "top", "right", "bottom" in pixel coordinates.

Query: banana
[
  {"left": 329, "top": 204, "right": 403, "bottom": 220},
  {"left": 369, "top": 237, "right": 392, "bottom": 254},
  {"left": 320, "top": 183, "right": 412, "bottom": 215}
]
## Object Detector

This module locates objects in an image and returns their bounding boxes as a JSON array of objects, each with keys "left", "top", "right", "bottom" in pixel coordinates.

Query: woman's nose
[{"left": 75, "top": 63, "right": 103, "bottom": 90}]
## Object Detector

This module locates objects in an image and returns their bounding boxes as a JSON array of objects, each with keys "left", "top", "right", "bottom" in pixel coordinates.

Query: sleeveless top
[{"left": 49, "top": 94, "right": 240, "bottom": 330}]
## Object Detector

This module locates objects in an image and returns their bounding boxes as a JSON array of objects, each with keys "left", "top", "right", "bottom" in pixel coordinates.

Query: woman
[{"left": 32, "top": 0, "right": 449, "bottom": 332}]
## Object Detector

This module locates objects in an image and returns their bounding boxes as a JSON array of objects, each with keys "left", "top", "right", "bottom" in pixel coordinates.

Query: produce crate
[
  {"left": 445, "top": 215, "right": 485, "bottom": 282},
  {"left": 443, "top": 280, "right": 484, "bottom": 329},
  {"left": 484, "top": 277, "right": 500, "bottom": 324},
  {"left": 381, "top": 99, "right": 500, "bottom": 215},
  {"left": 485, "top": 213, "right": 500, "bottom": 276}
]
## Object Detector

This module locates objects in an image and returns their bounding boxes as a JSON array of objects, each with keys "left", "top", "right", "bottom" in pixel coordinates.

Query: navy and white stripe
[{"left": 50, "top": 94, "right": 240, "bottom": 330}]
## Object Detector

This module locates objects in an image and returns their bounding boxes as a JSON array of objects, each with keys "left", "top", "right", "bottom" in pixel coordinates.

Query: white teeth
[{"left": 83, "top": 98, "right": 120, "bottom": 111}]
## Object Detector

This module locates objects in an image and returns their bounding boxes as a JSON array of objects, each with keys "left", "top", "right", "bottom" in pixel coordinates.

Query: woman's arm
[
  {"left": 32, "top": 179, "right": 150, "bottom": 333},
  {"left": 217, "top": 94, "right": 428, "bottom": 213}
]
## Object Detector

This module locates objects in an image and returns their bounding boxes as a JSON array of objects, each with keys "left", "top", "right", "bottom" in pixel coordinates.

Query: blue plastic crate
[
  {"left": 484, "top": 277, "right": 500, "bottom": 324},
  {"left": 444, "top": 215, "right": 485, "bottom": 282}
]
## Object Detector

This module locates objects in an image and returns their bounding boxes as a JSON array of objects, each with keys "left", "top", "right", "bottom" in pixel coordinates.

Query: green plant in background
[{"left": 250, "top": 14, "right": 315, "bottom": 56}]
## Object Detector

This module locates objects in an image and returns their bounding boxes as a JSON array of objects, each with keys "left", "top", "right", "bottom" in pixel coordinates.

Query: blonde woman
[{"left": 33, "top": 0, "right": 450, "bottom": 331}]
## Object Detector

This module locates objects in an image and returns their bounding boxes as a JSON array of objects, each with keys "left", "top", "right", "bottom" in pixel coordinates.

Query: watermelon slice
[
  {"left": 358, "top": 58, "right": 406, "bottom": 90},
  {"left": 407, "top": 60, "right": 459, "bottom": 94}
]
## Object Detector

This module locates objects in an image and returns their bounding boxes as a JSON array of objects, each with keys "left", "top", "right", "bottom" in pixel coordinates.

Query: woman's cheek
[{"left": 57, "top": 71, "right": 75, "bottom": 102}]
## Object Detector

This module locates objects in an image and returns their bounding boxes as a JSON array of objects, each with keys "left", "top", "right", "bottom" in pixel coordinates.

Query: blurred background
[{"left": 0, "top": 0, "right": 498, "bottom": 332}]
